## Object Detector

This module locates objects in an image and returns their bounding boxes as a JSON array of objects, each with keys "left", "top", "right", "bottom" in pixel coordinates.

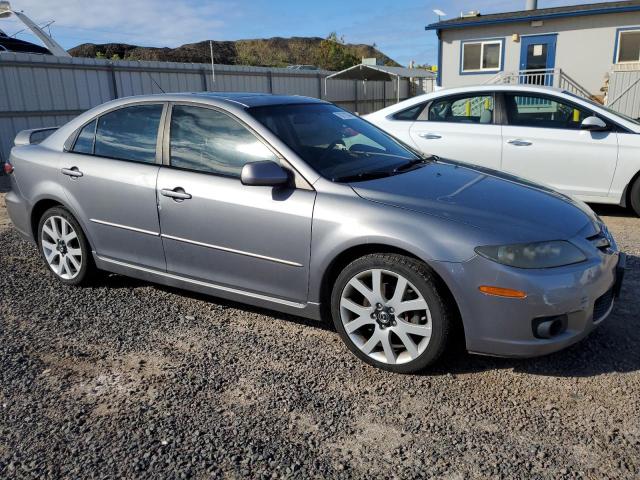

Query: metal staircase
[{"left": 485, "top": 68, "right": 594, "bottom": 101}]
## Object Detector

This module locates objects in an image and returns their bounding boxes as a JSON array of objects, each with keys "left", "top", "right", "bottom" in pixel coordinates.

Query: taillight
[{"left": 3, "top": 162, "right": 13, "bottom": 175}]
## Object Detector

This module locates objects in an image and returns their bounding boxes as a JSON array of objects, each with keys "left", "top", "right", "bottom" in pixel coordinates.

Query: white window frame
[
  {"left": 461, "top": 40, "right": 503, "bottom": 73},
  {"left": 615, "top": 28, "right": 640, "bottom": 64}
]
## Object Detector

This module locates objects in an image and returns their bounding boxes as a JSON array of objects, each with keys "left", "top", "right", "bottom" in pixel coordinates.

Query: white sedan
[{"left": 365, "top": 85, "right": 640, "bottom": 216}]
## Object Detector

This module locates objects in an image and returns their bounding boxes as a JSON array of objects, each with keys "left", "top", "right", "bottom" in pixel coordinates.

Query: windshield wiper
[
  {"left": 392, "top": 157, "right": 430, "bottom": 173},
  {"left": 332, "top": 169, "right": 396, "bottom": 183}
]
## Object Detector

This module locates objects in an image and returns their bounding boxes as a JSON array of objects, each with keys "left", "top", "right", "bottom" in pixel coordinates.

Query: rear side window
[
  {"left": 169, "top": 105, "right": 277, "bottom": 177},
  {"left": 393, "top": 103, "right": 426, "bottom": 121},
  {"left": 94, "top": 104, "right": 163, "bottom": 163},
  {"left": 72, "top": 119, "right": 97, "bottom": 154},
  {"left": 504, "top": 94, "right": 590, "bottom": 129},
  {"left": 427, "top": 94, "right": 494, "bottom": 124}
]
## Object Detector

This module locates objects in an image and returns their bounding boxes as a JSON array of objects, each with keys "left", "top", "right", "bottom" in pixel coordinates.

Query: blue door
[{"left": 519, "top": 34, "right": 557, "bottom": 86}]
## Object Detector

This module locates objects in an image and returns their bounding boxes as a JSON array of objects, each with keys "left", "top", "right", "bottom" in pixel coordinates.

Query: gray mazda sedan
[{"left": 4, "top": 93, "right": 625, "bottom": 373}]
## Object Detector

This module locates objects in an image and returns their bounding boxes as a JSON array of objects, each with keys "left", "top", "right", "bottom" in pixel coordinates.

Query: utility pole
[{"left": 214, "top": 40, "right": 216, "bottom": 90}]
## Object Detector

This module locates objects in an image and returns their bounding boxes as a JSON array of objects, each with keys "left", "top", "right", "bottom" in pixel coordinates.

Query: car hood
[{"left": 350, "top": 160, "right": 598, "bottom": 242}]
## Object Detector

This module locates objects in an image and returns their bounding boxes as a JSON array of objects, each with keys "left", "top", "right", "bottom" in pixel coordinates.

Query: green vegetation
[{"left": 72, "top": 34, "right": 400, "bottom": 70}]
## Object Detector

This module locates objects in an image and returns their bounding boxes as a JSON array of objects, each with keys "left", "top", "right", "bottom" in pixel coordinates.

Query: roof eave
[{"left": 425, "top": 4, "right": 640, "bottom": 31}]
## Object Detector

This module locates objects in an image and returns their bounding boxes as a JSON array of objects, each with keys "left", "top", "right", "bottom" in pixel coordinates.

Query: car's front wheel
[
  {"left": 37, "top": 206, "right": 95, "bottom": 285},
  {"left": 331, "top": 253, "right": 452, "bottom": 373}
]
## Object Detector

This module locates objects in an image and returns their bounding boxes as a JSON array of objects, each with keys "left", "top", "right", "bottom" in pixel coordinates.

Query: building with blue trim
[{"left": 427, "top": 0, "right": 640, "bottom": 98}]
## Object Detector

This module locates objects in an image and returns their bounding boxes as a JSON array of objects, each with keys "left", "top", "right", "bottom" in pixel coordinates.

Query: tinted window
[
  {"left": 249, "top": 103, "right": 420, "bottom": 181},
  {"left": 94, "top": 104, "right": 163, "bottom": 163},
  {"left": 393, "top": 103, "right": 426, "bottom": 121},
  {"left": 505, "top": 94, "right": 590, "bottom": 129},
  {"left": 72, "top": 120, "right": 97, "bottom": 154},
  {"left": 428, "top": 95, "right": 494, "bottom": 124},
  {"left": 169, "top": 105, "right": 277, "bottom": 177}
]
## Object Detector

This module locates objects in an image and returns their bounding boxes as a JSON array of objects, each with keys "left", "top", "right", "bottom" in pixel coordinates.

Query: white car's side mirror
[{"left": 580, "top": 116, "right": 608, "bottom": 132}]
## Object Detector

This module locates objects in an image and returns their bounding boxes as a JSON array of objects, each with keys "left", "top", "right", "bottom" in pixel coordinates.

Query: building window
[
  {"left": 461, "top": 40, "right": 503, "bottom": 72},
  {"left": 616, "top": 29, "right": 640, "bottom": 63}
]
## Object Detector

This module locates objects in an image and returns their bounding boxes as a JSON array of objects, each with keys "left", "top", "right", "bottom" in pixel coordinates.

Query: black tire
[
  {"left": 37, "top": 206, "right": 96, "bottom": 286},
  {"left": 629, "top": 177, "right": 640, "bottom": 217},
  {"left": 330, "top": 253, "right": 452, "bottom": 374}
]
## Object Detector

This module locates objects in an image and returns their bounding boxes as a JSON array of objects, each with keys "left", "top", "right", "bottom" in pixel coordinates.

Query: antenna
[
  {"left": 433, "top": 9, "right": 446, "bottom": 21},
  {"left": 147, "top": 72, "right": 165, "bottom": 94}
]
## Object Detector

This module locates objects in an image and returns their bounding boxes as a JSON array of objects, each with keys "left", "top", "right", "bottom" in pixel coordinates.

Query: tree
[{"left": 317, "top": 32, "right": 359, "bottom": 71}]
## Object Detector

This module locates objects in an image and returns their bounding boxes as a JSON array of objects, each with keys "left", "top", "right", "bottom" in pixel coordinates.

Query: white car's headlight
[{"left": 475, "top": 241, "right": 587, "bottom": 269}]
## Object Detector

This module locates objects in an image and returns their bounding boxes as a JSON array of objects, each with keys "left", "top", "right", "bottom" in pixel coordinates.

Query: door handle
[
  {"left": 418, "top": 133, "right": 442, "bottom": 140},
  {"left": 507, "top": 139, "right": 532, "bottom": 146},
  {"left": 161, "top": 187, "right": 192, "bottom": 201},
  {"left": 61, "top": 167, "right": 83, "bottom": 178}
]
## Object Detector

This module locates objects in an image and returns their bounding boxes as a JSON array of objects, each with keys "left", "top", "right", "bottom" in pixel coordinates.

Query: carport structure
[{"left": 325, "top": 63, "right": 436, "bottom": 104}]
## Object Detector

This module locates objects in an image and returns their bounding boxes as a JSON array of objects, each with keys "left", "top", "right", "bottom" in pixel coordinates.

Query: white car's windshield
[{"left": 249, "top": 103, "right": 428, "bottom": 182}]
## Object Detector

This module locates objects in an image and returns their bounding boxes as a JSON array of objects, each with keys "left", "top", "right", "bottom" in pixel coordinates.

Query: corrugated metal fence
[
  {"left": 0, "top": 52, "right": 433, "bottom": 164},
  {"left": 607, "top": 64, "right": 640, "bottom": 120}
]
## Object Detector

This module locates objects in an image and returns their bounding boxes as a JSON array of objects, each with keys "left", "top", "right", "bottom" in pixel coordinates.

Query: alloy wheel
[
  {"left": 41, "top": 215, "right": 83, "bottom": 280},
  {"left": 339, "top": 268, "right": 432, "bottom": 365}
]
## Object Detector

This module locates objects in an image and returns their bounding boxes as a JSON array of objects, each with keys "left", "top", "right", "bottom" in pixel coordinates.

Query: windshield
[
  {"left": 564, "top": 91, "right": 640, "bottom": 127},
  {"left": 248, "top": 103, "right": 425, "bottom": 181}
]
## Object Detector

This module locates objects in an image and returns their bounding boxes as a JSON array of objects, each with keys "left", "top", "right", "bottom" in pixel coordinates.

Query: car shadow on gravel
[
  {"left": 591, "top": 203, "right": 636, "bottom": 217},
  {"left": 102, "top": 252, "right": 640, "bottom": 379}
]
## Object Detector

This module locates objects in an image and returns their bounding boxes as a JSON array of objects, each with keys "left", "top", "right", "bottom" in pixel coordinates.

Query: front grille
[
  {"left": 587, "top": 231, "right": 611, "bottom": 252},
  {"left": 593, "top": 287, "right": 614, "bottom": 321}
]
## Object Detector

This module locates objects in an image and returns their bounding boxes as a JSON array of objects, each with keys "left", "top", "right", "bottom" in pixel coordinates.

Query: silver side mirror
[
  {"left": 580, "top": 116, "right": 608, "bottom": 132},
  {"left": 241, "top": 161, "right": 289, "bottom": 187}
]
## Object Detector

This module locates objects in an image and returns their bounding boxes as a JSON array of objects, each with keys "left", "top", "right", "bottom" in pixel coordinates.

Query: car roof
[
  {"left": 114, "top": 92, "right": 329, "bottom": 108},
  {"left": 433, "top": 84, "right": 566, "bottom": 96}
]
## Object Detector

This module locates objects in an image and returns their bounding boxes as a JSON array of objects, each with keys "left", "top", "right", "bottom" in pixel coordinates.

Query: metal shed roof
[
  {"left": 426, "top": 0, "right": 640, "bottom": 31},
  {"left": 326, "top": 64, "right": 436, "bottom": 81}
]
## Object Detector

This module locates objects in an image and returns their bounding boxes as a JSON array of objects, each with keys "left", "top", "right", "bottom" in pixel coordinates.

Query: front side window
[
  {"left": 427, "top": 95, "right": 494, "bottom": 124},
  {"left": 72, "top": 119, "right": 97, "bottom": 154},
  {"left": 169, "top": 105, "right": 277, "bottom": 177},
  {"left": 461, "top": 40, "right": 502, "bottom": 72},
  {"left": 616, "top": 29, "right": 640, "bottom": 63},
  {"left": 249, "top": 103, "right": 422, "bottom": 182},
  {"left": 94, "top": 104, "right": 163, "bottom": 163},
  {"left": 504, "top": 94, "right": 591, "bottom": 129}
]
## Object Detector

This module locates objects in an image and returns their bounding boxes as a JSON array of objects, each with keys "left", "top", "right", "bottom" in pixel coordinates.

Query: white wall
[{"left": 439, "top": 11, "right": 640, "bottom": 94}]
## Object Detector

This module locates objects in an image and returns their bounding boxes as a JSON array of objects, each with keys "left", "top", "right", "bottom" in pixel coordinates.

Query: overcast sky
[{"left": 1, "top": 0, "right": 619, "bottom": 66}]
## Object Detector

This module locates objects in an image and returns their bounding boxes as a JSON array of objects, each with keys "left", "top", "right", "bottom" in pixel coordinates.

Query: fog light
[
  {"left": 479, "top": 285, "right": 527, "bottom": 299},
  {"left": 532, "top": 315, "right": 568, "bottom": 339}
]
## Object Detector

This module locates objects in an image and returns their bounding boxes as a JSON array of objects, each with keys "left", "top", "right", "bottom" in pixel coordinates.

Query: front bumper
[{"left": 438, "top": 249, "right": 625, "bottom": 358}]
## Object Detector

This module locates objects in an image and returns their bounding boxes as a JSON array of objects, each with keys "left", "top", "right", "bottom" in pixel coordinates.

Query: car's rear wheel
[
  {"left": 37, "top": 206, "right": 95, "bottom": 285},
  {"left": 629, "top": 177, "right": 640, "bottom": 217},
  {"left": 331, "top": 253, "right": 452, "bottom": 373}
]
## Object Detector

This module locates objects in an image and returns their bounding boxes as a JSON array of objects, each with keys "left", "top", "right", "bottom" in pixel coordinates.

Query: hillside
[{"left": 68, "top": 36, "right": 401, "bottom": 71}]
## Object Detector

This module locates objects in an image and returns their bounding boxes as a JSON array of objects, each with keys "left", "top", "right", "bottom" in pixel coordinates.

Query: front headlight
[{"left": 475, "top": 241, "right": 587, "bottom": 269}]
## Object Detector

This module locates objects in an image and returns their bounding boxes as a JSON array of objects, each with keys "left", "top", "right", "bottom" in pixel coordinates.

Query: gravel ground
[{"left": 1, "top": 193, "right": 639, "bottom": 479}]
